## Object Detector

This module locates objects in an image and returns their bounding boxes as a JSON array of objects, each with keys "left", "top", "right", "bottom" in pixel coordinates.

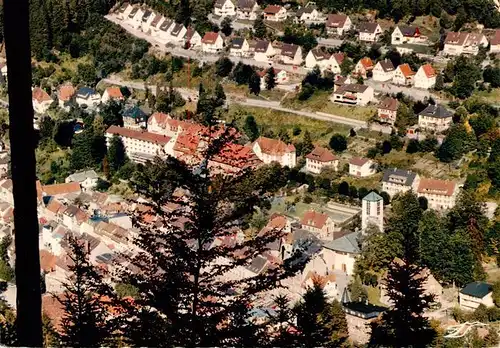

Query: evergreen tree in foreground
[
  {"left": 58, "top": 236, "right": 115, "bottom": 347},
  {"left": 265, "top": 67, "right": 276, "bottom": 90},
  {"left": 118, "top": 98, "right": 305, "bottom": 346}
]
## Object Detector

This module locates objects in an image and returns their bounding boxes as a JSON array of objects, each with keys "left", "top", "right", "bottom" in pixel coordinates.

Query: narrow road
[{"left": 101, "top": 76, "right": 367, "bottom": 128}]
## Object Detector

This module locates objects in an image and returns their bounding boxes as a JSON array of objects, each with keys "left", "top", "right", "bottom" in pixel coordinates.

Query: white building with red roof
[
  {"left": 325, "top": 14, "right": 352, "bottom": 36},
  {"left": 252, "top": 136, "right": 296, "bottom": 167},
  {"left": 417, "top": 178, "right": 458, "bottom": 210},
  {"left": 443, "top": 32, "right": 488, "bottom": 56},
  {"left": 263, "top": 5, "right": 287, "bottom": 21},
  {"left": 258, "top": 68, "right": 287, "bottom": 88},
  {"left": 101, "top": 87, "right": 124, "bottom": 104},
  {"left": 377, "top": 97, "right": 399, "bottom": 125},
  {"left": 354, "top": 57, "right": 374, "bottom": 78},
  {"left": 305, "top": 48, "right": 331, "bottom": 70},
  {"left": 349, "top": 157, "right": 376, "bottom": 177},
  {"left": 490, "top": 29, "right": 500, "bottom": 53},
  {"left": 414, "top": 64, "right": 437, "bottom": 89},
  {"left": 392, "top": 63, "right": 415, "bottom": 86},
  {"left": 300, "top": 210, "right": 335, "bottom": 240},
  {"left": 208, "top": 143, "right": 262, "bottom": 174},
  {"left": 57, "top": 84, "right": 75, "bottom": 111},
  {"left": 32, "top": 87, "right": 53, "bottom": 114},
  {"left": 201, "top": 32, "right": 224, "bottom": 53},
  {"left": 305, "top": 146, "right": 338, "bottom": 174}
]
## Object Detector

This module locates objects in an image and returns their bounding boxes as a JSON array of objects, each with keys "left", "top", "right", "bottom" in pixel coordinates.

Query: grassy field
[
  {"left": 282, "top": 91, "right": 377, "bottom": 121},
  {"left": 226, "top": 104, "right": 351, "bottom": 145},
  {"left": 473, "top": 89, "right": 500, "bottom": 106}
]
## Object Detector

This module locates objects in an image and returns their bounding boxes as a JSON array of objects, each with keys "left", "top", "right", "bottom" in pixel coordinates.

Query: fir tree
[
  {"left": 265, "top": 67, "right": 276, "bottom": 90},
  {"left": 266, "top": 295, "right": 297, "bottom": 346},
  {"left": 302, "top": 130, "right": 314, "bottom": 155},
  {"left": 58, "top": 236, "right": 114, "bottom": 347},
  {"left": 253, "top": 15, "right": 267, "bottom": 38},
  {"left": 243, "top": 115, "right": 260, "bottom": 141},
  {"left": 107, "top": 135, "right": 128, "bottom": 173},
  {"left": 249, "top": 71, "right": 261, "bottom": 95},
  {"left": 348, "top": 275, "right": 367, "bottom": 302}
]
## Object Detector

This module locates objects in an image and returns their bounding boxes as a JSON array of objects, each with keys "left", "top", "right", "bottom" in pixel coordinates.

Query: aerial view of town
[{"left": 2, "top": 0, "right": 500, "bottom": 345}]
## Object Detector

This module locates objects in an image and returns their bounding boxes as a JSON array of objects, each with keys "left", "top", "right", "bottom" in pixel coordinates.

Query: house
[
  {"left": 459, "top": 282, "right": 494, "bottom": 310},
  {"left": 305, "top": 146, "right": 339, "bottom": 174},
  {"left": 305, "top": 48, "right": 331, "bottom": 70},
  {"left": 490, "top": 29, "right": 500, "bottom": 54},
  {"left": 75, "top": 87, "right": 101, "bottom": 110},
  {"left": 123, "top": 105, "right": 148, "bottom": 130},
  {"left": 377, "top": 97, "right": 399, "bottom": 125},
  {"left": 101, "top": 87, "right": 124, "bottom": 104},
  {"left": 201, "top": 32, "right": 224, "bottom": 53},
  {"left": 252, "top": 136, "right": 296, "bottom": 167},
  {"left": 116, "top": 2, "right": 133, "bottom": 20},
  {"left": 32, "top": 87, "right": 53, "bottom": 114},
  {"left": 381, "top": 168, "right": 420, "bottom": 198},
  {"left": 295, "top": 4, "right": 319, "bottom": 22},
  {"left": 333, "top": 75, "right": 352, "bottom": 91},
  {"left": 106, "top": 125, "right": 172, "bottom": 164},
  {"left": 380, "top": 258, "right": 443, "bottom": 307},
  {"left": 357, "top": 22, "right": 382, "bottom": 42},
  {"left": 208, "top": 143, "right": 262, "bottom": 174},
  {"left": 149, "top": 14, "right": 164, "bottom": 36},
  {"left": 263, "top": 5, "right": 287, "bottom": 21},
  {"left": 330, "top": 84, "right": 374, "bottom": 106},
  {"left": 417, "top": 178, "right": 458, "bottom": 210},
  {"left": 326, "top": 14, "right": 352, "bottom": 36},
  {"left": 229, "top": 37, "right": 250, "bottom": 57},
  {"left": 322, "top": 231, "right": 361, "bottom": 275},
  {"left": 279, "top": 43, "right": 302, "bottom": 65},
  {"left": 443, "top": 32, "right": 488, "bottom": 56},
  {"left": 184, "top": 27, "right": 202, "bottom": 48},
  {"left": 391, "top": 25, "right": 423, "bottom": 45},
  {"left": 40, "top": 182, "right": 82, "bottom": 198},
  {"left": 62, "top": 205, "right": 89, "bottom": 231},
  {"left": 300, "top": 210, "right": 335, "bottom": 240},
  {"left": 328, "top": 53, "right": 344, "bottom": 74},
  {"left": 372, "top": 59, "right": 395, "bottom": 82},
  {"left": 349, "top": 157, "right": 376, "bottom": 177},
  {"left": 414, "top": 64, "right": 436, "bottom": 89},
  {"left": 57, "top": 84, "right": 75, "bottom": 110},
  {"left": 258, "top": 68, "right": 287, "bottom": 89},
  {"left": 65, "top": 170, "right": 99, "bottom": 191},
  {"left": 354, "top": 57, "right": 374, "bottom": 78},
  {"left": 392, "top": 63, "right": 415, "bottom": 86},
  {"left": 418, "top": 104, "right": 454, "bottom": 132},
  {"left": 362, "top": 192, "right": 384, "bottom": 232},
  {"left": 147, "top": 112, "right": 173, "bottom": 135},
  {"left": 214, "top": 0, "right": 236, "bottom": 17},
  {"left": 254, "top": 40, "right": 275, "bottom": 62},
  {"left": 236, "top": 0, "right": 260, "bottom": 20},
  {"left": 140, "top": 10, "right": 155, "bottom": 32},
  {"left": 129, "top": 7, "right": 145, "bottom": 29},
  {"left": 168, "top": 23, "right": 187, "bottom": 43},
  {"left": 157, "top": 19, "right": 174, "bottom": 43}
]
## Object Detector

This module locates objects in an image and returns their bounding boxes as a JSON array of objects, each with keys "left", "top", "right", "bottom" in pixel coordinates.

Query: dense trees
[
  {"left": 243, "top": 115, "right": 260, "bottom": 141},
  {"left": 436, "top": 124, "right": 476, "bottom": 162},
  {"left": 107, "top": 135, "right": 128, "bottom": 174},
  {"left": 329, "top": 133, "right": 347, "bottom": 152}
]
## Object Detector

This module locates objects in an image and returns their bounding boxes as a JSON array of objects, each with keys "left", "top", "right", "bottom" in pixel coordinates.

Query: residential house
[
  {"left": 140, "top": 10, "right": 154, "bottom": 32},
  {"left": 129, "top": 7, "right": 145, "bottom": 29},
  {"left": 418, "top": 104, "right": 454, "bottom": 132},
  {"left": 333, "top": 75, "right": 352, "bottom": 91},
  {"left": 295, "top": 4, "right": 319, "bottom": 22},
  {"left": 65, "top": 170, "right": 99, "bottom": 191},
  {"left": 305, "top": 146, "right": 339, "bottom": 174},
  {"left": 263, "top": 5, "right": 287, "bottom": 21},
  {"left": 75, "top": 87, "right": 101, "bottom": 110},
  {"left": 157, "top": 19, "right": 174, "bottom": 43},
  {"left": 303, "top": 272, "right": 338, "bottom": 299},
  {"left": 41, "top": 224, "right": 69, "bottom": 257},
  {"left": 305, "top": 48, "right": 331, "bottom": 69},
  {"left": 414, "top": 63, "right": 437, "bottom": 89},
  {"left": 328, "top": 53, "right": 344, "bottom": 74},
  {"left": 459, "top": 282, "right": 494, "bottom": 310},
  {"left": 391, "top": 25, "right": 424, "bottom": 45},
  {"left": 381, "top": 168, "right": 420, "bottom": 198},
  {"left": 229, "top": 37, "right": 250, "bottom": 57},
  {"left": 279, "top": 43, "right": 303, "bottom": 65},
  {"left": 208, "top": 143, "right": 262, "bottom": 174},
  {"left": 201, "top": 32, "right": 224, "bottom": 53},
  {"left": 443, "top": 32, "right": 488, "bottom": 56},
  {"left": 330, "top": 84, "right": 374, "bottom": 106},
  {"left": 326, "top": 14, "right": 352, "bottom": 36},
  {"left": 124, "top": 6, "right": 139, "bottom": 26},
  {"left": 253, "top": 40, "right": 275, "bottom": 62},
  {"left": 258, "top": 68, "right": 287, "bottom": 89},
  {"left": 149, "top": 14, "right": 164, "bottom": 36},
  {"left": 184, "top": 27, "right": 202, "bottom": 48},
  {"left": 392, "top": 63, "right": 415, "bottom": 86},
  {"left": 300, "top": 210, "right": 335, "bottom": 240},
  {"left": 214, "top": 0, "right": 236, "bottom": 17},
  {"left": 349, "top": 157, "right": 376, "bottom": 177},
  {"left": 169, "top": 23, "right": 187, "bottom": 43},
  {"left": 40, "top": 182, "right": 82, "bottom": 199},
  {"left": 147, "top": 112, "right": 173, "bottom": 135},
  {"left": 417, "top": 178, "right": 458, "bottom": 210},
  {"left": 377, "top": 97, "right": 399, "bottom": 125},
  {"left": 123, "top": 105, "right": 148, "bottom": 130},
  {"left": 357, "top": 22, "right": 382, "bottom": 42},
  {"left": 354, "top": 57, "right": 374, "bottom": 78},
  {"left": 101, "top": 87, "right": 124, "bottom": 104},
  {"left": 236, "top": 0, "right": 260, "bottom": 20},
  {"left": 0, "top": 62, "right": 7, "bottom": 78},
  {"left": 57, "top": 84, "right": 75, "bottom": 110},
  {"left": 490, "top": 29, "right": 500, "bottom": 54},
  {"left": 252, "top": 136, "right": 296, "bottom": 167},
  {"left": 116, "top": 2, "right": 133, "bottom": 20},
  {"left": 106, "top": 125, "right": 172, "bottom": 163},
  {"left": 62, "top": 205, "right": 88, "bottom": 231},
  {"left": 0, "top": 179, "right": 13, "bottom": 205},
  {"left": 321, "top": 231, "right": 361, "bottom": 275},
  {"left": 32, "top": 87, "right": 53, "bottom": 114},
  {"left": 372, "top": 59, "right": 395, "bottom": 82}
]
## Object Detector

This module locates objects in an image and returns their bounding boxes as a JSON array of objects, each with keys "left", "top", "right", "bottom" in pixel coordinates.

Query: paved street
[
  {"left": 364, "top": 79, "right": 434, "bottom": 101},
  {"left": 317, "top": 38, "right": 343, "bottom": 48}
]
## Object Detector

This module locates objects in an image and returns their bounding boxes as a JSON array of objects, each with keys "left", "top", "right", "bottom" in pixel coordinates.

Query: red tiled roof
[
  {"left": 46, "top": 198, "right": 66, "bottom": 215},
  {"left": 148, "top": 112, "right": 170, "bottom": 127},
  {"left": 326, "top": 14, "right": 348, "bottom": 28},
  {"left": 58, "top": 85, "right": 75, "bottom": 101},
  {"left": 301, "top": 210, "right": 329, "bottom": 229},
  {"left": 211, "top": 143, "right": 261, "bottom": 169},
  {"left": 331, "top": 52, "right": 345, "bottom": 64},
  {"left": 417, "top": 178, "right": 456, "bottom": 197},
  {"left": 397, "top": 63, "right": 415, "bottom": 78},
  {"left": 349, "top": 157, "right": 370, "bottom": 166},
  {"left": 105, "top": 87, "right": 123, "bottom": 99},
  {"left": 40, "top": 250, "right": 57, "bottom": 273},
  {"left": 264, "top": 5, "right": 282, "bottom": 14},
  {"left": 107, "top": 125, "right": 172, "bottom": 145},
  {"left": 32, "top": 87, "right": 51, "bottom": 103},
  {"left": 358, "top": 57, "right": 374, "bottom": 70},
  {"left": 42, "top": 294, "right": 65, "bottom": 332},
  {"left": 420, "top": 64, "right": 436, "bottom": 78},
  {"left": 378, "top": 97, "right": 399, "bottom": 111},
  {"left": 42, "top": 182, "right": 81, "bottom": 197},
  {"left": 173, "top": 131, "right": 201, "bottom": 155},
  {"left": 306, "top": 146, "right": 337, "bottom": 162},
  {"left": 254, "top": 136, "right": 295, "bottom": 155},
  {"left": 491, "top": 29, "right": 500, "bottom": 46},
  {"left": 202, "top": 32, "right": 219, "bottom": 44}
]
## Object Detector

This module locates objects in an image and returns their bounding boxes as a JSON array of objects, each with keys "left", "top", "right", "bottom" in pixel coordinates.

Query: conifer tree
[
  {"left": 302, "top": 130, "right": 314, "bottom": 155},
  {"left": 58, "top": 236, "right": 114, "bottom": 347},
  {"left": 266, "top": 295, "right": 297, "bottom": 346},
  {"left": 249, "top": 71, "right": 261, "bottom": 95},
  {"left": 107, "top": 135, "right": 128, "bottom": 173},
  {"left": 243, "top": 115, "right": 260, "bottom": 141},
  {"left": 265, "top": 67, "right": 276, "bottom": 90}
]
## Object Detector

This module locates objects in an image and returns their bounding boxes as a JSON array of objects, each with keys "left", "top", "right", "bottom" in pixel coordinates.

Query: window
[
  {"left": 365, "top": 202, "right": 370, "bottom": 215},
  {"left": 377, "top": 202, "right": 381, "bottom": 216}
]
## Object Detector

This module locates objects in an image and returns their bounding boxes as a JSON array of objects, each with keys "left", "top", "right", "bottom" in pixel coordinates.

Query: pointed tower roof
[
  {"left": 341, "top": 287, "right": 351, "bottom": 304},
  {"left": 363, "top": 191, "right": 382, "bottom": 202}
]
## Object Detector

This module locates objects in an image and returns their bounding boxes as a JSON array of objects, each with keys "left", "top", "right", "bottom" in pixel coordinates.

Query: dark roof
[
  {"left": 335, "top": 83, "right": 369, "bottom": 94},
  {"left": 358, "top": 22, "right": 379, "bottom": 33},
  {"left": 378, "top": 97, "right": 398, "bottom": 111},
  {"left": 128, "top": 7, "right": 138, "bottom": 18},
  {"left": 230, "top": 37, "right": 245, "bottom": 49},
  {"left": 418, "top": 104, "right": 453, "bottom": 119},
  {"left": 118, "top": 2, "right": 129, "bottom": 12},
  {"left": 237, "top": 0, "right": 255, "bottom": 10},
  {"left": 343, "top": 301, "right": 387, "bottom": 319},
  {"left": 160, "top": 19, "right": 173, "bottom": 31},
  {"left": 281, "top": 43, "right": 299, "bottom": 57},
  {"left": 382, "top": 168, "right": 417, "bottom": 186},
  {"left": 254, "top": 40, "right": 270, "bottom": 52},
  {"left": 309, "top": 48, "right": 330, "bottom": 61},
  {"left": 142, "top": 10, "right": 152, "bottom": 22},
  {"left": 245, "top": 255, "right": 269, "bottom": 274},
  {"left": 323, "top": 231, "right": 360, "bottom": 254},
  {"left": 214, "top": 0, "right": 228, "bottom": 8},
  {"left": 296, "top": 5, "right": 317, "bottom": 17},
  {"left": 76, "top": 87, "right": 97, "bottom": 99},
  {"left": 170, "top": 23, "right": 184, "bottom": 36},
  {"left": 461, "top": 282, "right": 492, "bottom": 298},
  {"left": 123, "top": 106, "right": 147, "bottom": 121},
  {"left": 326, "top": 14, "right": 348, "bottom": 28},
  {"left": 397, "top": 25, "right": 419, "bottom": 37},
  {"left": 377, "top": 59, "right": 395, "bottom": 72}
]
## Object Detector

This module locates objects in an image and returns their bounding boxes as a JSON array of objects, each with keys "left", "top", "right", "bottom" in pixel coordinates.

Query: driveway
[{"left": 364, "top": 79, "right": 435, "bottom": 101}]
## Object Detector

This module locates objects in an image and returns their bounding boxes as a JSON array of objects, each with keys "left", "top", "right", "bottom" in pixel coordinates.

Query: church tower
[{"left": 361, "top": 191, "right": 384, "bottom": 232}]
